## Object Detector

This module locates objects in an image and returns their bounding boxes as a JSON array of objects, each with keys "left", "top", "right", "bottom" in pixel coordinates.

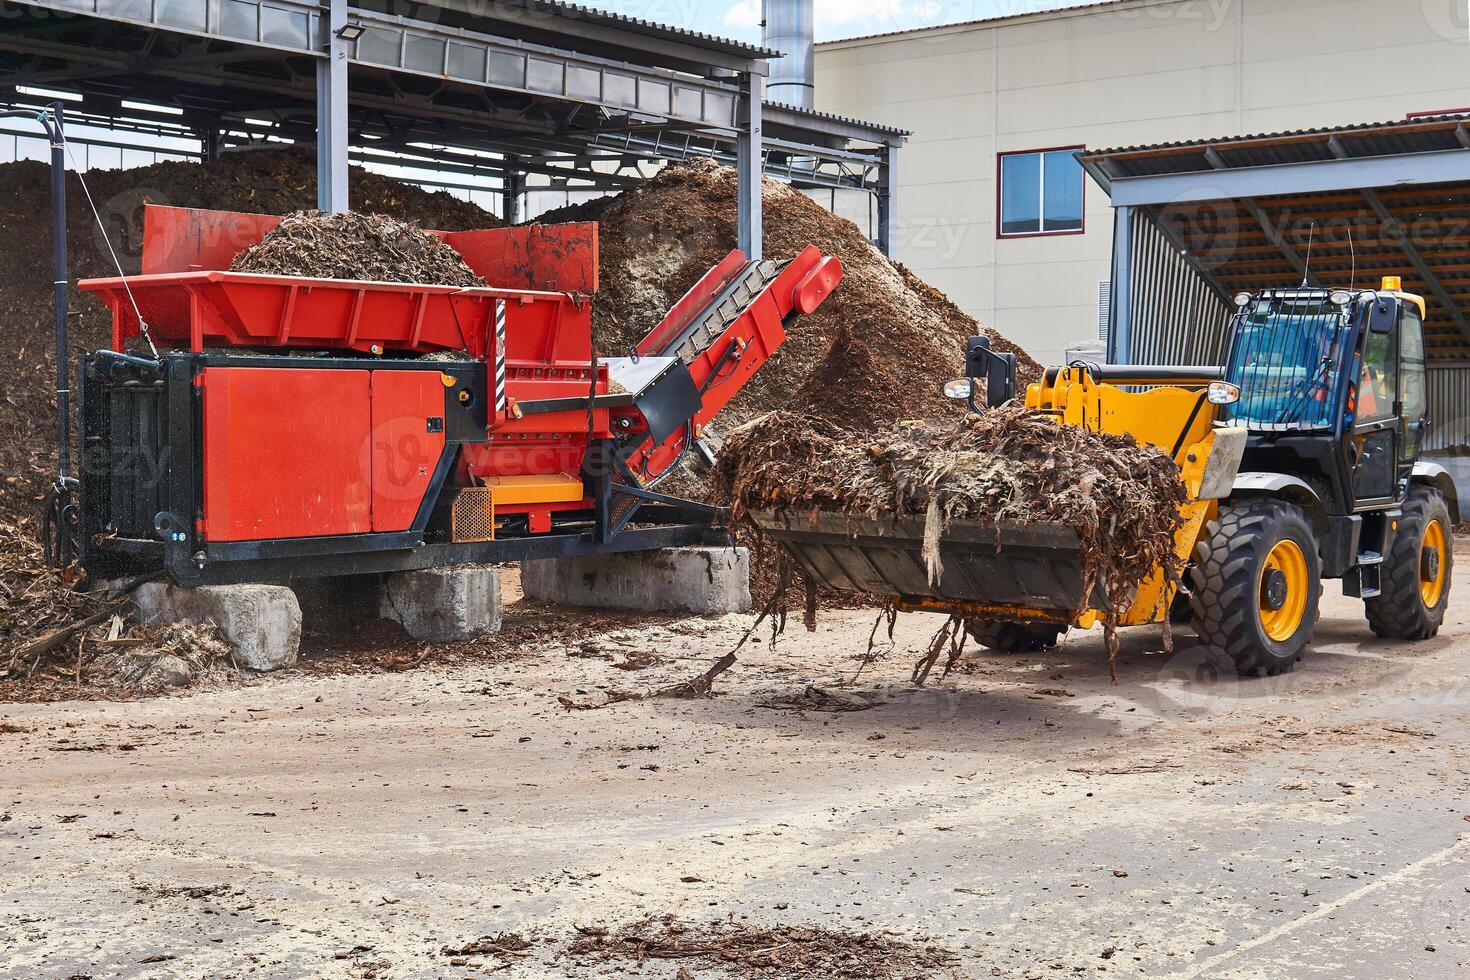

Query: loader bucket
[{"left": 749, "top": 510, "right": 1109, "bottom": 620}]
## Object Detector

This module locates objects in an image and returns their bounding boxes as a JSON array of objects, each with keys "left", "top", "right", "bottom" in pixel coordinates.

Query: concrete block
[
  {"left": 133, "top": 583, "right": 302, "bottom": 672},
  {"left": 379, "top": 566, "right": 501, "bottom": 643},
  {"left": 520, "top": 546, "right": 751, "bottom": 616}
]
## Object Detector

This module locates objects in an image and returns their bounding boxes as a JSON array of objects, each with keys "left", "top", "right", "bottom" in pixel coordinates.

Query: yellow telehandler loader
[{"left": 754, "top": 280, "right": 1457, "bottom": 676}]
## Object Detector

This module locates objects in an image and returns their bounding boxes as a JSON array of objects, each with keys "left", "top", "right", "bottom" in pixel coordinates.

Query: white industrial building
[{"left": 814, "top": 0, "right": 1470, "bottom": 366}]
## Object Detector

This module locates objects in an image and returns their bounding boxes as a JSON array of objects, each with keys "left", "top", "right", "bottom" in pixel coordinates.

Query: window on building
[{"left": 998, "top": 147, "right": 1085, "bottom": 237}]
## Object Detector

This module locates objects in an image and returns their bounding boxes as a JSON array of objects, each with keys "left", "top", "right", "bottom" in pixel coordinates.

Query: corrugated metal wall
[
  {"left": 1426, "top": 365, "right": 1470, "bottom": 452},
  {"left": 1119, "top": 211, "right": 1234, "bottom": 366}
]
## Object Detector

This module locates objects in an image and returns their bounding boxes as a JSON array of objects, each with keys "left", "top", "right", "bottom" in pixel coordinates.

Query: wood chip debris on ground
[
  {"left": 231, "top": 210, "right": 486, "bottom": 287},
  {"left": 563, "top": 916, "right": 960, "bottom": 980},
  {"left": 0, "top": 523, "right": 234, "bottom": 700},
  {"left": 713, "top": 405, "right": 1188, "bottom": 675}
]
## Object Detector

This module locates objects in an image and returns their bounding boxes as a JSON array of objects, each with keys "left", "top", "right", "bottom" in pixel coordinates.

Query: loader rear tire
[
  {"left": 967, "top": 621, "right": 1065, "bottom": 654},
  {"left": 1365, "top": 487, "right": 1452, "bottom": 640},
  {"left": 1188, "top": 501, "right": 1321, "bottom": 677}
]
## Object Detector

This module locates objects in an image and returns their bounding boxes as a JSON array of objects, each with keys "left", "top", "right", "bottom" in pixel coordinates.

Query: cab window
[
  {"left": 1401, "top": 307, "right": 1428, "bottom": 458},
  {"left": 1357, "top": 315, "right": 1398, "bottom": 424}
]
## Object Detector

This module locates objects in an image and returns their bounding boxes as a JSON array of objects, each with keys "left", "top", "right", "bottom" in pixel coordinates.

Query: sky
[{"left": 573, "top": 0, "right": 1089, "bottom": 44}]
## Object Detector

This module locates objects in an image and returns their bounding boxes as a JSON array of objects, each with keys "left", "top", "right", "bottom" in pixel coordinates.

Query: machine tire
[
  {"left": 1188, "top": 500, "right": 1321, "bottom": 677},
  {"left": 1365, "top": 487, "right": 1453, "bottom": 641},
  {"left": 967, "top": 620, "right": 1065, "bottom": 653}
]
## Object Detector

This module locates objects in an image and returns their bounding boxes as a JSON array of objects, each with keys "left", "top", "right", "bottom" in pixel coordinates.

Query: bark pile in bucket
[
  {"left": 712, "top": 405, "right": 1188, "bottom": 635},
  {"left": 231, "top": 210, "right": 486, "bottom": 287},
  {"left": 541, "top": 159, "right": 1043, "bottom": 433}
]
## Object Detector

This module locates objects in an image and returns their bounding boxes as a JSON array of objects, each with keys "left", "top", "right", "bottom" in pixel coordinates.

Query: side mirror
[{"left": 1368, "top": 296, "right": 1398, "bottom": 335}]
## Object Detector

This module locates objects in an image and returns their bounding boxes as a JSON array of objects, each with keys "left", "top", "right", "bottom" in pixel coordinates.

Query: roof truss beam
[
  {"left": 1320, "top": 135, "right": 1470, "bottom": 344},
  {"left": 1360, "top": 186, "right": 1470, "bottom": 343},
  {"left": 8, "top": 0, "right": 324, "bottom": 56},
  {"left": 405, "top": 0, "right": 767, "bottom": 76},
  {"left": 1108, "top": 148, "right": 1470, "bottom": 207}
]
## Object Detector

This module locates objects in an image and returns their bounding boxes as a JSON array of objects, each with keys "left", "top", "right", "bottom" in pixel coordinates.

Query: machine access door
[
  {"left": 1351, "top": 312, "right": 1401, "bottom": 505},
  {"left": 201, "top": 367, "right": 374, "bottom": 542}
]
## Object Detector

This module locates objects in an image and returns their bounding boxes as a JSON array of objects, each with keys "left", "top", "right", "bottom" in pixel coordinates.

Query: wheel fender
[
  {"left": 1411, "top": 461, "right": 1461, "bottom": 523},
  {"left": 1228, "top": 473, "right": 1327, "bottom": 532}
]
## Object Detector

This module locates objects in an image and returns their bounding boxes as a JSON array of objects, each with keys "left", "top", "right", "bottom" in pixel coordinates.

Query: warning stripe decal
[{"left": 495, "top": 299, "right": 508, "bottom": 418}]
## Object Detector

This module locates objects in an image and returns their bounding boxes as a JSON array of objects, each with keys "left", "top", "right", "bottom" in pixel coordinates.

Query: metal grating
[{"left": 451, "top": 488, "right": 496, "bottom": 543}]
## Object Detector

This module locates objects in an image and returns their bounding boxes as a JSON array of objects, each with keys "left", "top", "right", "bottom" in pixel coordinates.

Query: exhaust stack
[{"left": 763, "top": 0, "right": 814, "bottom": 110}]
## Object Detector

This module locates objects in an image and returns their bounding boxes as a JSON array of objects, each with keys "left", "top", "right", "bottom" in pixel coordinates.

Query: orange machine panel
[
  {"left": 201, "top": 368, "right": 372, "bottom": 542},
  {"left": 369, "top": 370, "right": 447, "bottom": 533}
]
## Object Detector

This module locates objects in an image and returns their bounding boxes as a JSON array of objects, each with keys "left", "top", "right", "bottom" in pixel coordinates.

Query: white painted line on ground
[{"left": 1168, "top": 835, "right": 1470, "bottom": 979}]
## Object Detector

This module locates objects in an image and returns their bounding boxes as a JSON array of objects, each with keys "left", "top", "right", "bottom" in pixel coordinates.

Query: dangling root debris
[{"left": 911, "top": 615, "right": 968, "bottom": 687}]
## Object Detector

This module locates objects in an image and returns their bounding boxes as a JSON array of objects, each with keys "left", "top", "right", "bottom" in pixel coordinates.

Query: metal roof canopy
[
  {"left": 0, "top": 0, "right": 907, "bottom": 257},
  {"left": 1081, "top": 118, "right": 1470, "bottom": 363}
]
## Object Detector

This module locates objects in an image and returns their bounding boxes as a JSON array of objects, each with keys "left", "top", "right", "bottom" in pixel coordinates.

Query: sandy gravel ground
[{"left": 1, "top": 570, "right": 1467, "bottom": 979}]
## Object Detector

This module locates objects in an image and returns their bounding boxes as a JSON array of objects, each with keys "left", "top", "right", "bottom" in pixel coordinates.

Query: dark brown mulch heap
[
  {"left": 231, "top": 210, "right": 486, "bottom": 287},
  {"left": 712, "top": 404, "right": 1188, "bottom": 668},
  {"left": 564, "top": 916, "right": 959, "bottom": 980},
  {"left": 0, "top": 149, "right": 499, "bottom": 524},
  {"left": 549, "top": 160, "right": 1046, "bottom": 605},
  {"left": 547, "top": 158, "right": 1043, "bottom": 436},
  {"left": 0, "top": 523, "right": 233, "bottom": 701}
]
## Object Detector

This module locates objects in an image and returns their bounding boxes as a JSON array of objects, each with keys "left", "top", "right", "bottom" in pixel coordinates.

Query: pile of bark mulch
[
  {"left": 231, "top": 210, "right": 486, "bottom": 286},
  {"left": 548, "top": 159, "right": 1042, "bottom": 436},
  {"left": 0, "top": 149, "right": 499, "bottom": 524},
  {"left": 0, "top": 523, "right": 235, "bottom": 702},
  {"left": 564, "top": 916, "right": 959, "bottom": 980},
  {"left": 712, "top": 405, "right": 1188, "bottom": 674}
]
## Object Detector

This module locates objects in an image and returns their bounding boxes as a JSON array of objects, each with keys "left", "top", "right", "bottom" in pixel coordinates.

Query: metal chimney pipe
[{"left": 763, "top": 0, "right": 814, "bottom": 109}]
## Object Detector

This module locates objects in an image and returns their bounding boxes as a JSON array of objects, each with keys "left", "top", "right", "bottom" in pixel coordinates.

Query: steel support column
[
  {"left": 316, "top": 0, "right": 350, "bottom": 214},
  {"left": 876, "top": 141, "right": 900, "bottom": 256},
  {"left": 737, "top": 70, "right": 764, "bottom": 261},
  {"left": 1110, "top": 206, "right": 1134, "bottom": 363},
  {"left": 503, "top": 158, "right": 525, "bottom": 224}
]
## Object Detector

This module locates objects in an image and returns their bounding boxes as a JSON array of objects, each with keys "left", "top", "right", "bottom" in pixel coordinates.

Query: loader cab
[{"left": 1219, "top": 280, "right": 1429, "bottom": 515}]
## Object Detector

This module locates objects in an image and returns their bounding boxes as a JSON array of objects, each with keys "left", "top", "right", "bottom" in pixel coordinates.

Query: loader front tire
[
  {"left": 967, "top": 621, "right": 1065, "bottom": 654},
  {"left": 1365, "top": 487, "right": 1453, "bottom": 640},
  {"left": 1188, "top": 501, "right": 1321, "bottom": 677}
]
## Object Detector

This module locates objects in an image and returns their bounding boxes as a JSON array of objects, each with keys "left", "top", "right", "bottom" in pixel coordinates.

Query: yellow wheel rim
[
  {"left": 1420, "top": 520, "right": 1448, "bottom": 608},
  {"left": 1259, "top": 540, "right": 1309, "bottom": 643}
]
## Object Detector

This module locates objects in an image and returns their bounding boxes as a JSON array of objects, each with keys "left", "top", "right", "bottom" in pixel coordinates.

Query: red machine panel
[
  {"left": 142, "top": 206, "right": 283, "bottom": 275},
  {"left": 202, "top": 368, "right": 373, "bottom": 542},
  {"left": 445, "top": 224, "right": 599, "bottom": 294},
  {"left": 369, "top": 370, "right": 447, "bottom": 533}
]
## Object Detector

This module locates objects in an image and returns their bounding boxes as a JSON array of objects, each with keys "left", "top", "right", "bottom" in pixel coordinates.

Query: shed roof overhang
[
  {"left": 1081, "top": 118, "right": 1470, "bottom": 361},
  {"left": 0, "top": 0, "right": 904, "bottom": 197}
]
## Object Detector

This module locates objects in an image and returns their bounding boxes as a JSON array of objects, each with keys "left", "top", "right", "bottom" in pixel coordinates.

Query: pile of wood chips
[
  {"left": 231, "top": 210, "right": 486, "bottom": 287},
  {"left": 713, "top": 405, "right": 1189, "bottom": 656},
  {"left": 565, "top": 915, "right": 959, "bottom": 980},
  {"left": 543, "top": 158, "right": 1043, "bottom": 435}
]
